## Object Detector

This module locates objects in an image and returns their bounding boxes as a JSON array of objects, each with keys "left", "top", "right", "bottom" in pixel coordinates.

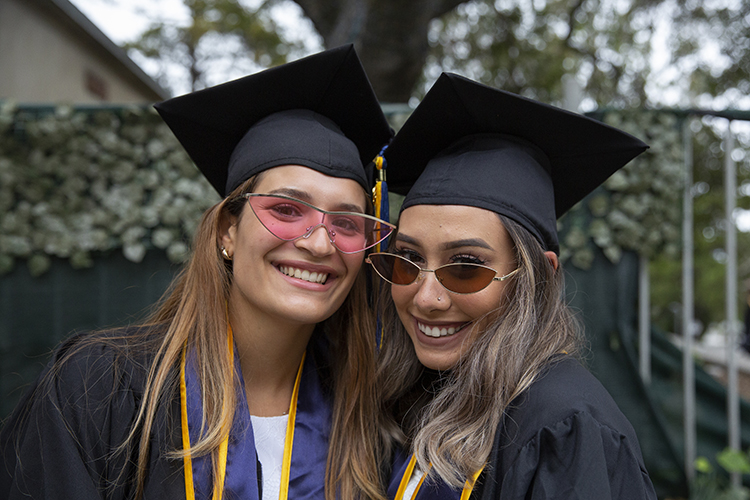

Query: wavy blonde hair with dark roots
[
  {"left": 38, "top": 173, "right": 386, "bottom": 500},
  {"left": 376, "top": 214, "right": 582, "bottom": 488}
]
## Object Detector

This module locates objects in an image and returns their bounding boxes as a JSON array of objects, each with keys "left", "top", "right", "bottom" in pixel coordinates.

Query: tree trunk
[{"left": 294, "top": 0, "right": 466, "bottom": 103}]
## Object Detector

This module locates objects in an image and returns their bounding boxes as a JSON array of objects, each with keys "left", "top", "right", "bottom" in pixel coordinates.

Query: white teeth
[
  {"left": 418, "top": 322, "right": 458, "bottom": 338},
  {"left": 279, "top": 266, "right": 328, "bottom": 284}
]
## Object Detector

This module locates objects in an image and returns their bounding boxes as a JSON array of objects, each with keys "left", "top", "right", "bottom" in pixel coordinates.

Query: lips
[
  {"left": 417, "top": 320, "right": 471, "bottom": 338},
  {"left": 278, "top": 265, "right": 329, "bottom": 284}
]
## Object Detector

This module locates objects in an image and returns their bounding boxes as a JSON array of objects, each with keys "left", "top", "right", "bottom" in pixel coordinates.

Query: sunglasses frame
[
  {"left": 243, "top": 193, "right": 396, "bottom": 254},
  {"left": 366, "top": 252, "right": 519, "bottom": 294}
]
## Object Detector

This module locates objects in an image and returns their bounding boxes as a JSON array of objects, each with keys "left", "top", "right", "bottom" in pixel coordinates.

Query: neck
[{"left": 228, "top": 298, "right": 316, "bottom": 417}]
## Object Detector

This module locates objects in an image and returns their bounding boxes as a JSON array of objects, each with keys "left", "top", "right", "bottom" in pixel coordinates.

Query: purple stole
[{"left": 183, "top": 345, "right": 331, "bottom": 499}]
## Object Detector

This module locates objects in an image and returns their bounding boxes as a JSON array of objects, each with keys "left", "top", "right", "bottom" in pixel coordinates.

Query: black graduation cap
[
  {"left": 154, "top": 45, "right": 392, "bottom": 197},
  {"left": 385, "top": 73, "right": 648, "bottom": 253}
]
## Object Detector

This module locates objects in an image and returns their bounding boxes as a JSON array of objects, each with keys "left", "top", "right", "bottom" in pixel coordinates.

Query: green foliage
[
  {"left": 671, "top": 1, "right": 750, "bottom": 105},
  {"left": 118, "top": 0, "right": 750, "bottom": 113},
  {"left": 717, "top": 450, "right": 750, "bottom": 475},
  {"left": 692, "top": 449, "right": 750, "bottom": 500},
  {"left": 125, "top": 0, "right": 294, "bottom": 93},
  {"left": 0, "top": 102, "right": 219, "bottom": 277},
  {"left": 425, "top": 0, "right": 750, "bottom": 109},
  {"left": 425, "top": 0, "right": 660, "bottom": 107}
]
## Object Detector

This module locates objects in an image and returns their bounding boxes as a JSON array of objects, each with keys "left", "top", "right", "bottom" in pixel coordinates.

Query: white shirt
[
  {"left": 251, "top": 414, "right": 289, "bottom": 500},
  {"left": 403, "top": 468, "right": 425, "bottom": 500}
]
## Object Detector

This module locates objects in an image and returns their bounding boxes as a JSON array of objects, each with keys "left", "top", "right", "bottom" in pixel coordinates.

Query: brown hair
[
  {"left": 376, "top": 214, "right": 581, "bottom": 487},
  {"left": 38, "top": 173, "right": 385, "bottom": 499}
]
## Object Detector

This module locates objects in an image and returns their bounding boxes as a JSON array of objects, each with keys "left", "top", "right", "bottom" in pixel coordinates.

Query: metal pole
[
  {"left": 682, "top": 119, "right": 696, "bottom": 483},
  {"left": 724, "top": 123, "right": 741, "bottom": 488},
  {"left": 639, "top": 253, "right": 651, "bottom": 384}
]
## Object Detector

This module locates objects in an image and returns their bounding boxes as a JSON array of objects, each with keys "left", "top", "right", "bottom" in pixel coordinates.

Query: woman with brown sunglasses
[
  {"left": 370, "top": 73, "right": 658, "bottom": 500},
  {"left": 1, "top": 46, "right": 395, "bottom": 500}
]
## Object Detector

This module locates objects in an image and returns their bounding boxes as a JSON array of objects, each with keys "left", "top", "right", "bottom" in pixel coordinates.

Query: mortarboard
[
  {"left": 154, "top": 45, "right": 392, "bottom": 197},
  {"left": 384, "top": 73, "right": 648, "bottom": 254}
]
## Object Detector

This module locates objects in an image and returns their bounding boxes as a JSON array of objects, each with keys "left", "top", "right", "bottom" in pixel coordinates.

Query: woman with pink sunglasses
[
  {"left": 370, "top": 74, "right": 657, "bottom": 499},
  {"left": 1, "top": 46, "right": 394, "bottom": 500}
]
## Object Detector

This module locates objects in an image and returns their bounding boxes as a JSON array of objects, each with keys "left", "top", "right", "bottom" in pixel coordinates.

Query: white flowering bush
[
  {"left": 0, "top": 103, "right": 684, "bottom": 276},
  {"left": 0, "top": 102, "right": 219, "bottom": 276},
  {"left": 558, "top": 110, "right": 685, "bottom": 269}
]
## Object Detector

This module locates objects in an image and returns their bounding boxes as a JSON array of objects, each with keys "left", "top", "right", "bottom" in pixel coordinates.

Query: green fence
[{"left": 0, "top": 250, "right": 178, "bottom": 416}]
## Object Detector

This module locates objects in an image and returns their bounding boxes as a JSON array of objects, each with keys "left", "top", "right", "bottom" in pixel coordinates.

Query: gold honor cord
[
  {"left": 180, "top": 326, "right": 234, "bottom": 500},
  {"left": 180, "top": 324, "right": 307, "bottom": 500},
  {"left": 180, "top": 351, "right": 195, "bottom": 500},
  {"left": 373, "top": 154, "right": 386, "bottom": 351},
  {"left": 394, "top": 455, "right": 484, "bottom": 500},
  {"left": 372, "top": 153, "right": 386, "bottom": 255},
  {"left": 279, "top": 351, "right": 306, "bottom": 500}
]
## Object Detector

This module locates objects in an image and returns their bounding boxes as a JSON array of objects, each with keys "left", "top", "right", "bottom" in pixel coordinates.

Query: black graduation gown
[
  {"left": 0, "top": 332, "right": 187, "bottom": 499},
  {"left": 472, "top": 356, "right": 657, "bottom": 500}
]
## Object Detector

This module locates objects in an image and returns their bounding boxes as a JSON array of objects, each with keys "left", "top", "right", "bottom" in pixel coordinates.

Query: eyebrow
[
  {"left": 396, "top": 233, "right": 494, "bottom": 251},
  {"left": 266, "top": 188, "right": 365, "bottom": 213}
]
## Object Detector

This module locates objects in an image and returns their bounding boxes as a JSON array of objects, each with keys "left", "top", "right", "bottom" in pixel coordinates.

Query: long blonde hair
[
  {"left": 36, "top": 174, "right": 385, "bottom": 500},
  {"left": 376, "top": 214, "right": 581, "bottom": 487}
]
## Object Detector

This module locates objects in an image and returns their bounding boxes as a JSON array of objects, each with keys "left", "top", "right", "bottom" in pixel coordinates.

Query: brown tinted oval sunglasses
[{"left": 366, "top": 252, "right": 519, "bottom": 294}]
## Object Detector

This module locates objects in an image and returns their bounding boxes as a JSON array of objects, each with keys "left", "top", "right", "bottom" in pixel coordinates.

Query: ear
[
  {"left": 544, "top": 251, "right": 559, "bottom": 271},
  {"left": 218, "top": 210, "right": 238, "bottom": 257}
]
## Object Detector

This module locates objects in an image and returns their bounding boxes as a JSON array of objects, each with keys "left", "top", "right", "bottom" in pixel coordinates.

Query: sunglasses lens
[
  {"left": 247, "top": 195, "right": 392, "bottom": 253},
  {"left": 435, "top": 264, "right": 497, "bottom": 293},
  {"left": 368, "top": 254, "right": 420, "bottom": 285},
  {"left": 334, "top": 216, "right": 392, "bottom": 252},
  {"left": 247, "top": 195, "right": 313, "bottom": 239}
]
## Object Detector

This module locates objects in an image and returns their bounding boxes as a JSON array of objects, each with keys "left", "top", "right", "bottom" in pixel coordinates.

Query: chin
[
  {"left": 416, "top": 352, "right": 459, "bottom": 371},
  {"left": 282, "top": 296, "right": 346, "bottom": 323},
  {"left": 287, "top": 308, "right": 338, "bottom": 326}
]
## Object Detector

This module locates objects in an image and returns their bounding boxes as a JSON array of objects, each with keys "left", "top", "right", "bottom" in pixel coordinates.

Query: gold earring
[{"left": 221, "top": 247, "right": 232, "bottom": 261}]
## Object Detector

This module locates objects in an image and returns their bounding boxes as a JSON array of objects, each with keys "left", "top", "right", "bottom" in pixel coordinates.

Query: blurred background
[{"left": 2, "top": 0, "right": 750, "bottom": 498}]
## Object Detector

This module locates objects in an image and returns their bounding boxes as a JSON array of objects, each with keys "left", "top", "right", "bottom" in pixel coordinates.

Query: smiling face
[
  {"left": 221, "top": 165, "right": 367, "bottom": 330},
  {"left": 391, "top": 204, "right": 517, "bottom": 370}
]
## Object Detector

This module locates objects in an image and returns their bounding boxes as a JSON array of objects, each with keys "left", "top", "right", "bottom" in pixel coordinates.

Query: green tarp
[{"left": 568, "top": 250, "right": 750, "bottom": 498}]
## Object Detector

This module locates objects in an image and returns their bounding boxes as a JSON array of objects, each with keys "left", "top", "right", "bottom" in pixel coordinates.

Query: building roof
[{"left": 42, "top": 0, "right": 170, "bottom": 100}]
